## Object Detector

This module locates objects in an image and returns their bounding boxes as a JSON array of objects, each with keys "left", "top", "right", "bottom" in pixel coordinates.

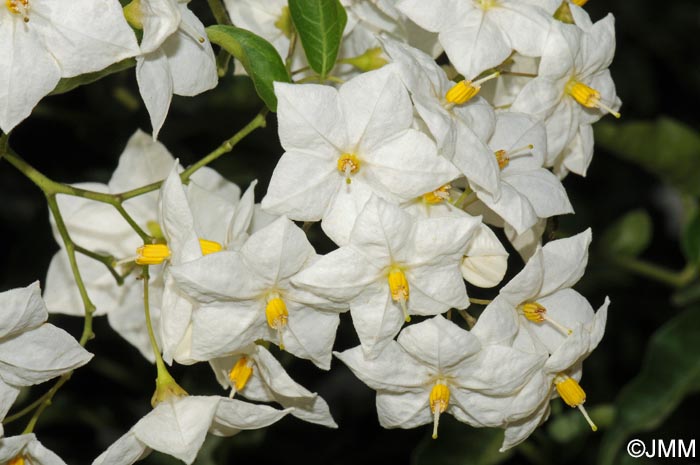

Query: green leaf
[
  {"left": 598, "top": 305, "right": 700, "bottom": 465},
  {"left": 289, "top": 0, "right": 347, "bottom": 78},
  {"left": 682, "top": 210, "right": 700, "bottom": 265},
  {"left": 600, "top": 209, "right": 653, "bottom": 258},
  {"left": 206, "top": 25, "right": 291, "bottom": 111},
  {"left": 412, "top": 417, "right": 512, "bottom": 465},
  {"left": 49, "top": 59, "right": 136, "bottom": 96},
  {"left": 595, "top": 117, "right": 700, "bottom": 195}
]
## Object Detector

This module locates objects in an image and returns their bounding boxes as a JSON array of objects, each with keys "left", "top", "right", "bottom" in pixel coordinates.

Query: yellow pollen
[
  {"left": 554, "top": 374, "right": 598, "bottom": 431},
  {"left": 135, "top": 243, "right": 171, "bottom": 265},
  {"left": 337, "top": 153, "right": 360, "bottom": 184},
  {"left": 429, "top": 383, "right": 450, "bottom": 439},
  {"left": 265, "top": 294, "right": 288, "bottom": 350},
  {"left": 444, "top": 71, "right": 500, "bottom": 106},
  {"left": 6, "top": 0, "right": 29, "bottom": 21},
  {"left": 566, "top": 80, "right": 620, "bottom": 118},
  {"left": 571, "top": 0, "right": 588, "bottom": 5},
  {"left": 8, "top": 457, "right": 25, "bottom": 465},
  {"left": 422, "top": 184, "right": 452, "bottom": 204},
  {"left": 199, "top": 238, "right": 223, "bottom": 255},
  {"left": 494, "top": 150, "right": 510, "bottom": 170},
  {"left": 388, "top": 268, "right": 411, "bottom": 322},
  {"left": 519, "top": 301, "right": 573, "bottom": 335},
  {"left": 228, "top": 356, "right": 253, "bottom": 395}
]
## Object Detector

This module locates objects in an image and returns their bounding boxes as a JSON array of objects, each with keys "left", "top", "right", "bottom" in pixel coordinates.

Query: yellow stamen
[
  {"left": 444, "top": 72, "right": 500, "bottom": 106},
  {"left": 228, "top": 356, "right": 253, "bottom": 396},
  {"left": 429, "top": 383, "right": 450, "bottom": 439},
  {"left": 494, "top": 144, "right": 534, "bottom": 170},
  {"left": 388, "top": 268, "right": 411, "bottom": 322},
  {"left": 554, "top": 374, "right": 597, "bottom": 431},
  {"left": 6, "top": 0, "right": 29, "bottom": 21},
  {"left": 571, "top": 0, "right": 588, "bottom": 6},
  {"left": 199, "top": 238, "right": 223, "bottom": 255},
  {"left": 8, "top": 457, "right": 25, "bottom": 465},
  {"left": 135, "top": 244, "right": 171, "bottom": 265},
  {"left": 422, "top": 184, "right": 452, "bottom": 204},
  {"left": 265, "top": 293, "right": 288, "bottom": 350},
  {"left": 337, "top": 153, "right": 360, "bottom": 185},
  {"left": 565, "top": 80, "right": 620, "bottom": 118},
  {"left": 519, "top": 302, "right": 573, "bottom": 335}
]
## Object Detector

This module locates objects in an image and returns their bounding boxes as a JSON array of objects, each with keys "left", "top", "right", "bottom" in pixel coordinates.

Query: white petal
[
  {"left": 470, "top": 297, "right": 519, "bottom": 346},
  {"left": 529, "top": 289, "right": 595, "bottom": 353},
  {"left": 92, "top": 430, "right": 150, "bottom": 465},
  {"left": 539, "top": 229, "right": 591, "bottom": 296},
  {"left": 320, "top": 177, "right": 374, "bottom": 247},
  {"left": 334, "top": 344, "right": 429, "bottom": 391},
  {"left": 210, "top": 398, "right": 291, "bottom": 436},
  {"left": 136, "top": 51, "right": 173, "bottom": 139},
  {"left": 0, "top": 282, "right": 46, "bottom": 339},
  {"left": 188, "top": 303, "right": 265, "bottom": 361},
  {"left": 281, "top": 305, "right": 339, "bottom": 370},
  {"left": 0, "top": 379, "right": 20, "bottom": 424},
  {"left": 108, "top": 130, "right": 176, "bottom": 192},
  {"left": 461, "top": 224, "right": 508, "bottom": 288},
  {"left": 376, "top": 391, "right": 432, "bottom": 429},
  {"left": 159, "top": 165, "right": 201, "bottom": 263},
  {"left": 38, "top": 0, "right": 139, "bottom": 77},
  {"left": 0, "top": 324, "right": 92, "bottom": 386},
  {"left": 138, "top": 0, "right": 181, "bottom": 54},
  {"left": 500, "top": 402, "right": 550, "bottom": 451},
  {"left": 398, "top": 315, "right": 480, "bottom": 370},
  {"left": 0, "top": 19, "right": 60, "bottom": 132},
  {"left": 350, "top": 289, "right": 405, "bottom": 358}
]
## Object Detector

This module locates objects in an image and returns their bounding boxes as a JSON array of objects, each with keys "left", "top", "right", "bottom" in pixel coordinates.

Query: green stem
[
  {"left": 611, "top": 257, "right": 698, "bottom": 288},
  {"left": 74, "top": 245, "right": 124, "bottom": 285},
  {"left": 141, "top": 266, "right": 167, "bottom": 373},
  {"left": 458, "top": 309, "right": 477, "bottom": 329},
  {"left": 469, "top": 298, "right": 492, "bottom": 305},
  {"left": 285, "top": 32, "right": 298, "bottom": 73},
  {"left": 206, "top": 0, "right": 231, "bottom": 25}
]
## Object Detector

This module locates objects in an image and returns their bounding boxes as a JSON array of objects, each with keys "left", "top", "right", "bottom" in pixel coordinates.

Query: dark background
[{"left": 1, "top": 0, "right": 699, "bottom": 464}]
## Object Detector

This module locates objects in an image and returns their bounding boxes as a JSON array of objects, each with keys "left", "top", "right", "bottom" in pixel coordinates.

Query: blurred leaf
[
  {"left": 412, "top": 417, "right": 512, "bottom": 465},
  {"left": 595, "top": 117, "right": 700, "bottom": 195},
  {"left": 289, "top": 0, "right": 347, "bottom": 78},
  {"left": 206, "top": 25, "right": 290, "bottom": 111},
  {"left": 598, "top": 305, "right": 700, "bottom": 465},
  {"left": 50, "top": 59, "right": 136, "bottom": 96},
  {"left": 547, "top": 404, "right": 615, "bottom": 443},
  {"left": 682, "top": 211, "right": 700, "bottom": 265},
  {"left": 600, "top": 209, "right": 652, "bottom": 257}
]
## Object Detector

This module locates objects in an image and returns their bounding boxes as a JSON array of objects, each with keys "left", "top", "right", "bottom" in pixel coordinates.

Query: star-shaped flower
[
  {"left": 169, "top": 215, "right": 344, "bottom": 369},
  {"left": 336, "top": 315, "right": 544, "bottom": 438},
  {"left": 0, "top": 434, "right": 67, "bottom": 464},
  {"left": 210, "top": 342, "right": 337, "bottom": 428},
  {"left": 293, "top": 196, "right": 480, "bottom": 357},
  {"left": 511, "top": 15, "right": 621, "bottom": 176},
  {"left": 261, "top": 65, "right": 459, "bottom": 245},
  {"left": 92, "top": 395, "right": 290, "bottom": 465},
  {"left": 0, "top": 283, "right": 93, "bottom": 434},
  {"left": 0, "top": 0, "right": 139, "bottom": 132},
  {"left": 397, "top": 0, "right": 551, "bottom": 79}
]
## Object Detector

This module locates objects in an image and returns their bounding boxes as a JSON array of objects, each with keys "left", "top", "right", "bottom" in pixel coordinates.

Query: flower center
[
  {"left": 388, "top": 267, "right": 411, "bottom": 322},
  {"left": 570, "top": 0, "right": 588, "bottom": 6},
  {"left": 429, "top": 382, "right": 450, "bottom": 439},
  {"left": 493, "top": 144, "right": 534, "bottom": 170},
  {"left": 228, "top": 356, "right": 253, "bottom": 397},
  {"left": 565, "top": 80, "right": 620, "bottom": 118},
  {"left": 265, "top": 292, "right": 289, "bottom": 350},
  {"left": 8, "top": 457, "right": 25, "bottom": 465},
  {"left": 422, "top": 184, "right": 452, "bottom": 204},
  {"left": 6, "top": 0, "right": 30, "bottom": 22},
  {"left": 554, "top": 374, "right": 597, "bottom": 431},
  {"left": 337, "top": 153, "right": 360, "bottom": 185},
  {"left": 444, "top": 71, "right": 500, "bottom": 106},
  {"left": 518, "top": 301, "right": 573, "bottom": 335},
  {"left": 476, "top": 0, "right": 498, "bottom": 10},
  {"left": 136, "top": 244, "right": 171, "bottom": 265},
  {"left": 199, "top": 238, "right": 223, "bottom": 255}
]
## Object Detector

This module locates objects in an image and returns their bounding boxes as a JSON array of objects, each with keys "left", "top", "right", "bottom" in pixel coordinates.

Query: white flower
[
  {"left": 210, "top": 343, "right": 337, "bottom": 428},
  {"left": 379, "top": 37, "right": 500, "bottom": 195},
  {"left": 0, "top": 0, "right": 139, "bottom": 132},
  {"left": 397, "top": 0, "right": 551, "bottom": 79},
  {"left": 470, "top": 112, "right": 573, "bottom": 234},
  {"left": 336, "top": 315, "right": 544, "bottom": 438},
  {"left": 135, "top": 0, "right": 217, "bottom": 138},
  {"left": 0, "top": 434, "right": 67, "bottom": 464},
  {"left": 261, "top": 65, "right": 459, "bottom": 245},
  {"left": 169, "top": 216, "right": 343, "bottom": 369},
  {"left": 293, "top": 196, "right": 480, "bottom": 357},
  {"left": 461, "top": 223, "right": 508, "bottom": 288},
  {"left": 0, "top": 283, "right": 93, "bottom": 434},
  {"left": 92, "top": 395, "right": 290, "bottom": 465},
  {"left": 511, "top": 15, "right": 621, "bottom": 176}
]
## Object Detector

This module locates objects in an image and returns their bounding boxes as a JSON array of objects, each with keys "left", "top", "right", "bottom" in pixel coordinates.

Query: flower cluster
[{"left": 0, "top": 0, "right": 619, "bottom": 463}]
